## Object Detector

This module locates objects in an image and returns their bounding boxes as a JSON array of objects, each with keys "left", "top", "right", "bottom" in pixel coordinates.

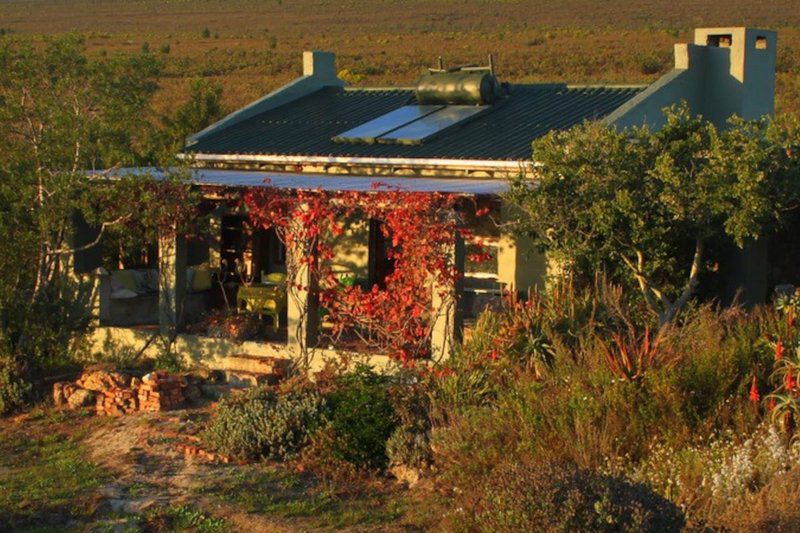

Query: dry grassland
[{"left": 2, "top": 0, "right": 799, "bottom": 115}]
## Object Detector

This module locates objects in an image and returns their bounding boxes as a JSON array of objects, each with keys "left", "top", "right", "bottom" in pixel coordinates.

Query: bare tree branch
[{"left": 46, "top": 213, "right": 134, "bottom": 256}]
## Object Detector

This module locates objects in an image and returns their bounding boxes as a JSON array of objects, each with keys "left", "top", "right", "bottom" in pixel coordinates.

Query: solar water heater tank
[{"left": 415, "top": 71, "right": 500, "bottom": 106}]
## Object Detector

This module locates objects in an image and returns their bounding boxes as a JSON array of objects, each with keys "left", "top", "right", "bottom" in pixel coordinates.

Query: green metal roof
[{"left": 186, "top": 84, "right": 643, "bottom": 162}]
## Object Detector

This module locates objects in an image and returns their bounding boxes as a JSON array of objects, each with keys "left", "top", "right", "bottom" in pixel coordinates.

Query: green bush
[
  {"left": 465, "top": 462, "right": 684, "bottom": 532},
  {"left": 327, "top": 365, "right": 397, "bottom": 470},
  {"left": 637, "top": 51, "right": 670, "bottom": 75},
  {"left": 202, "top": 386, "right": 327, "bottom": 460},
  {"left": 299, "top": 424, "right": 366, "bottom": 491},
  {"left": 618, "top": 423, "right": 797, "bottom": 520},
  {"left": 0, "top": 357, "right": 31, "bottom": 415},
  {"left": 650, "top": 304, "right": 771, "bottom": 433},
  {"left": 386, "top": 381, "right": 432, "bottom": 469},
  {"left": 386, "top": 425, "right": 431, "bottom": 470}
]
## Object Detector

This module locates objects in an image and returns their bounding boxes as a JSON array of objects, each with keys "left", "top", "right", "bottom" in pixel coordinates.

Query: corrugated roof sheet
[
  {"left": 96, "top": 168, "right": 509, "bottom": 195},
  {"left": 186, "top": 84, "right": 643, "bottom": 161}
]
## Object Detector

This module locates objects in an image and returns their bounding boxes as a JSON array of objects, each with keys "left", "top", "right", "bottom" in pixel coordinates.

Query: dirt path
[{"left": 84, "top": 409, "right": 296, "bottom": 531}]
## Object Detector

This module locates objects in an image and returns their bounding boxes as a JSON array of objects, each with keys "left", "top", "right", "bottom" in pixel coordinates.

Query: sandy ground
[{"left": 83, "top": 408, "right": 298, "bottom": 531}]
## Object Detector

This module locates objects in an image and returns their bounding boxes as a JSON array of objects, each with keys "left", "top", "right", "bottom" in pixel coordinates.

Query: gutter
[{"left": 178, "top": 152, "right": 534, "bottom": 173}]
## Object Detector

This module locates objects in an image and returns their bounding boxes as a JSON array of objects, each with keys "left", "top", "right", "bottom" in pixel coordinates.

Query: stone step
[
  {"left": 224, "top": 369, "right": 283, "bottom": 388},
  {"left": 219, "top": 354, "right": 291, "bottom": 377}
]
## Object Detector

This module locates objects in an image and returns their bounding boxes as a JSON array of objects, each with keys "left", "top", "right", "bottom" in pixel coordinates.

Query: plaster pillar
[
  {"left": 158, "top": 228, "right": 187, "bottom": 334},
  {"left": 286, "top": 222, "right": 319, "bottom": 362},
  {"left": 89, "top": 268, "right": 105, "bottom": 328},
  {"left": 208, "top": 211, "right": 222, "bottom": 271},
  {"left": 431, "top": 232, "right": 465, "bottom": 361}
]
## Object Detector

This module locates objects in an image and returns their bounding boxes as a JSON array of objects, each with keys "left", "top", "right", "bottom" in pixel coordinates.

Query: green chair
[
  {"left": 237, "top": 273, "right": 287, "bottom": 332},
  {"left": 264, "top": 272, "right": 287, "bottom": 284}
]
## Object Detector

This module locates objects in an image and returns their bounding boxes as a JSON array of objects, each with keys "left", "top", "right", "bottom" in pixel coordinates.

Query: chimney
[
  {"left": 303, "top": 50, "right": 338, "bottom": 80},
  {"left": 606, "top": 27, "right": 777, "bottom": 131},
  {"left": 693, "top": 27, "right": 777, "bottom": 125},
  {"left": 187, "top": 50, "right": 343, "bottom": 144}
]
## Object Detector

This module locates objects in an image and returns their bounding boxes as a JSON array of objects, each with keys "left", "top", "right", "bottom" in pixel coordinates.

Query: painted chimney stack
[
  {"left": 607, "top": 27, "right": 777, "bottom": 130},
  {"left": 693, "top": 27, "right": 777, "bottom": 125},
  {"left": 303, "top": 50, "right": 339, "bottom": 81}
]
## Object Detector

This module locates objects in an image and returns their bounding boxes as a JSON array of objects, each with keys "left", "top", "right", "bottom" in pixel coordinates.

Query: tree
[
  {"left": 155, "top": 77, "right": 223, "bottom": 157},
  {"left": 0, "top": 34, "right": 161, "bottom": 299},
  {"left": 0, "top": 34, "right": 212, "bottom": 379},
  {"left": 507, "top": 105, "right": 800, "bottom": 326}
]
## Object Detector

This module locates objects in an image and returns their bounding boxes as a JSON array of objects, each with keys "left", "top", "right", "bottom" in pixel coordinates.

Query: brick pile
[
  {"left": 55, "top": 368, "right": 188, "bottom": 416},
  {"left": 137, "top": 372, "right": 185, "bottom": 412},
  {"left": 77, "top": 369, "right": 128, "bottom": 392},
  {"left": 96, "top": 386, "right": 140, "bottom": 416},
  {"left": 52, "top": 381, "right": 80, "bottom": 405}
]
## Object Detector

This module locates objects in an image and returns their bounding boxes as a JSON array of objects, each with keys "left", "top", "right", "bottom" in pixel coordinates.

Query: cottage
[{"left": 82, "top": 27, "right": 778, "bottom": 371}]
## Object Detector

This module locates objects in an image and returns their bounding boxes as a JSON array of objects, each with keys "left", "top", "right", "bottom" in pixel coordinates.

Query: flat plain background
[{"left": 2, "top": 0, "right": 798, "bottom": 116}]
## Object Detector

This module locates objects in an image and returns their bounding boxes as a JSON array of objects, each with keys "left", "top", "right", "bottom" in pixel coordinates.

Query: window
[
  {"left": 463, "top": 238, "right": 502, "bottom": 320},
  {"left": 465, "top": 239, "right": 498, "bottom": 279},
  {"left": 707, "top": 34, "right": 733, "bottom": 48},
  {"left": 756, "top": 36, "right": 768, "bottom": 50},
  {"left": 368, "top": 219, "right": 395, "bottom": 288},
  {"left": 221, "top": 215, "right": 246, "bottom": 276}
]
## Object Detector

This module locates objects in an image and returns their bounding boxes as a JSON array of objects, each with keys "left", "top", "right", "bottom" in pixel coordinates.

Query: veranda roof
[{"left": 92, "top": 167, "right": 509, "bottom": 196}]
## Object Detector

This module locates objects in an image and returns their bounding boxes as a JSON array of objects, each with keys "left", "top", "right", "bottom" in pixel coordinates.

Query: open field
[{"left": 2, "top": 0, "right": 799, "bottom": 116}]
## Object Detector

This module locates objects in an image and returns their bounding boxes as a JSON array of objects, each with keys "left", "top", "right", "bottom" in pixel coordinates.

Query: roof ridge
[
  {"left": 343, "top": 86, "right": 415, "bottom": 92},
  {"left": 564, "top": 83, "right": 649, "bottom": 89}
]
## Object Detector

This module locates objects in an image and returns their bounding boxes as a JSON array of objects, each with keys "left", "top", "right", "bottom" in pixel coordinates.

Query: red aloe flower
[
  {"left": 749, "top": 376, "right": 760, "bottom": 403},
  {"left": 776, "top": 340, "right": 784, "bottom": 361},
  {"left": 435, "top": 366, "right": 453, "bottom": 379},
  {"left": 786, "top": 368, "right": 796, "bottom": 391},
  {"left": 770, "top": 397, "right": 776, "bottom": 411}
]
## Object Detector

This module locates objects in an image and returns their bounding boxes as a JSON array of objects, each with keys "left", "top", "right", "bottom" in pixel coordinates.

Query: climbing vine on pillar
[{"left": 244, "top": 183, "right": 491, "bottom": 364}]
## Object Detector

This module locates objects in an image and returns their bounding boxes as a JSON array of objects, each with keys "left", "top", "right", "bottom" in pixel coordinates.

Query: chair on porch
[{"left": 236, "top": 273, "right": 287, "bottom": 332}]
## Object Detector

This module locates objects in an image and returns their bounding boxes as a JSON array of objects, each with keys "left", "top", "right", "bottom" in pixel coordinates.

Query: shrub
[
  {"left": 386, "top": 380, "right": 432, "bottom": 469},
  {"left": 202, "top": 386, "right": 327, "bottom": 460},
  {"left": 299, "top": 424, "right": 367, "bottom": 492},
  {"left": 637, "top": 52, "right": 669, "bottom": 75},
  {"left": 429, "top": 286, "right": 588, "bottom": 421},
  {"left": 0, "top": 356, "right": 31, "bottom": 415},
  {"left": 326, "top": 365, "right": 397, "bottom": 470},
  {"left": 525, "top": 36, "right": 545, "bottom": 46},
  {"left": 386, "top": 426, "right": 431, "bottom": 470},
  {"left": 464, "top": 461, "right": 684, "bottom": 532},
  {"left": 714, "top": 463, "right": 800, "bottom": 530},
  {"left": 430, "top": 287, "right": 775, "bottom": 526},
  {"left": 617, "top": 422, "right": 800, "bottom": 526},
  {"left": 650, "top": 303, "right": 770, "bottom": 433},
  {"left": 777, "top": 45, "right": 798, "bottom": 73}
]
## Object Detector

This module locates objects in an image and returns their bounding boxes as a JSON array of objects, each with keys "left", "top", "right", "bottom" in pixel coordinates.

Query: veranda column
[
  {"left": 286, "top": 219, "right": 319, "bottom": 364},
  {"left": 158, "top": 227, "right": 188, "bottom": 334},
  {"left": 207, "top": 210, "right": 222, "bottom": 271},
  {"left": 430, "top": 232, "right": 465, "bottom": 361}
]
